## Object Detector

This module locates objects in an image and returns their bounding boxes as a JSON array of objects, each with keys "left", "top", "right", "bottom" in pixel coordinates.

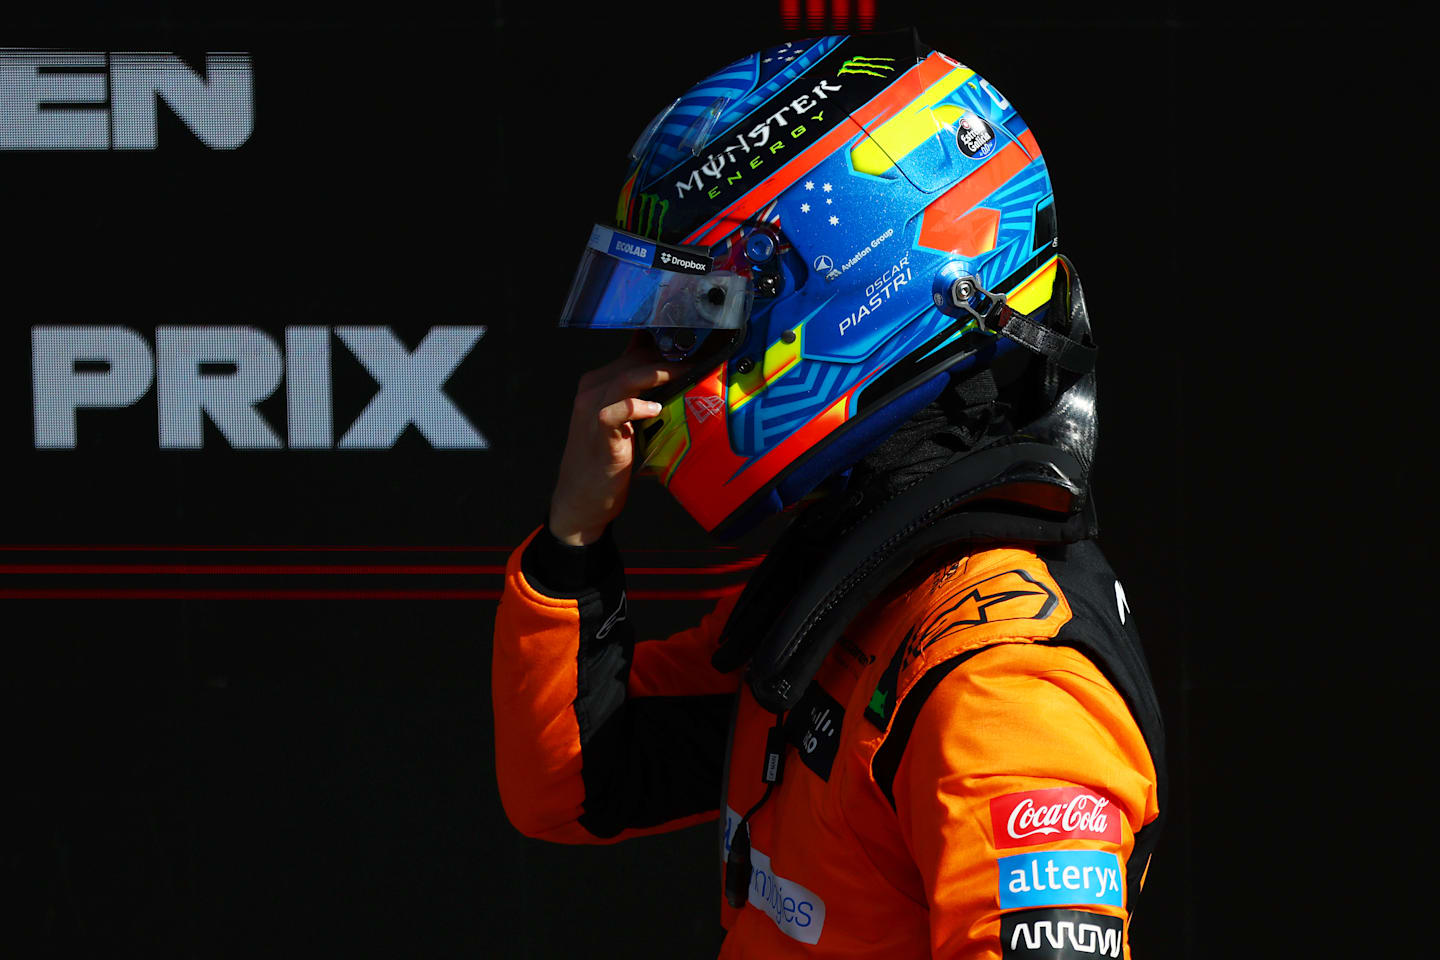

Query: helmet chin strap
[
  {"left": 993, "top": 302, "right": 1097, "bottom": 375},
  {"left": 952, "top": 264, "right": 1097, "bottom": 377}
]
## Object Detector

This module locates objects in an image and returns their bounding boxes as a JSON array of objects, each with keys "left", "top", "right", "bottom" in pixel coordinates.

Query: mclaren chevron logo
[{"left": 837, "top": 56, "right": 896, "bottom": 77}]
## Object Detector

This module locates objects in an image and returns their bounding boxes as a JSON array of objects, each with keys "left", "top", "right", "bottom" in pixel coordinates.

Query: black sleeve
[{"left": 520, "top": 524, "right": 733, "bottom": 838}]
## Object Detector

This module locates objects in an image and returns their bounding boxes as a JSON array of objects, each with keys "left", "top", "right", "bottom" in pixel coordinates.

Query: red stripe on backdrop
[
  {"left": 0, "top": 544, "right": 510, "bottom": 552},
  {"left": 0, "top": 544, "right": 755, "bottom": 554},
  {"left": 0, "top": 587, "right": 745, "bottom": 601},
  {"left": 0, "top": 564, "right": 510, "bottom": 575},
  {"left": 0, "top": 559, "right": 762, "bottom": 576}
]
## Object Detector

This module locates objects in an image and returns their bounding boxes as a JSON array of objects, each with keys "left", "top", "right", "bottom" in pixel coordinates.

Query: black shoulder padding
[
  {"left": 720, "top": 443, "right": 1094, "bottom": 713},
  {"left": 1033, "top": 539, "right": 1167, "bottom": 914}
]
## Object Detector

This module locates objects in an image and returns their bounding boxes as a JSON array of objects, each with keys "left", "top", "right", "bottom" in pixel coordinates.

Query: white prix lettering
[{"left": 30, "top": 325, "right": 487, "bottom": 450}]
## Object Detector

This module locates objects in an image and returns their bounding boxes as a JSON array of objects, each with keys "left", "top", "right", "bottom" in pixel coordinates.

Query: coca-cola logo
[
  {"left": 1008, "top": 795, "right": 1108, "bottom": 839},
  {"left": 990, "top": 787, "right": 1121, "bottom": 849}
]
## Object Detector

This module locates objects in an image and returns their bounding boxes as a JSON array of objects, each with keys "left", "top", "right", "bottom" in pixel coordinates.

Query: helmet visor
[{"left": 560, "top": 225, "right": 753, "bottom": 332}]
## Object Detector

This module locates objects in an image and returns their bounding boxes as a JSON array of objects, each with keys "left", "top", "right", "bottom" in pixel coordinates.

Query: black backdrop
[{"left": 2, "top": 2, "right": 1426, "bottom": 957}]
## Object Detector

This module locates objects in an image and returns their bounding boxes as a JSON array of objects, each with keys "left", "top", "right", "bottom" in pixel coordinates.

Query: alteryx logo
[
  {"left": 0, "top": 50, "right": 252, "bottom": 150},
  {"left": 997, "top": 850, "right": 1123, "bottom": 910}
]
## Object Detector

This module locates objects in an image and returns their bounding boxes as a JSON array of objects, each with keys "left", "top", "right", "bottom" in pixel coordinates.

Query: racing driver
[{"left": 492, "top": 29, "right": 1166, "bottom": 959}]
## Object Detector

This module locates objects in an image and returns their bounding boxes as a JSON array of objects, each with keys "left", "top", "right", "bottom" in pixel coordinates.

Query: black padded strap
[
  {"left": 997, "top": 308, "right": 1097, "bottom": 374},
  {"left": 729, "top": 443, "right": 1093, "bottom": 713}
]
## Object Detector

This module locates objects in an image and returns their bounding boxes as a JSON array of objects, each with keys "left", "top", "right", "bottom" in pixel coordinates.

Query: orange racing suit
[{"left": 493, "top": 524, "right": 1163, "bottom": 958}]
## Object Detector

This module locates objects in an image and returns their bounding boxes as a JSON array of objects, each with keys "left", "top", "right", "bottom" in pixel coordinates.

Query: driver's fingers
[
  {"left": 597, "top": 397, "right": 663, "bottom": 430},
  {"left": 606, "top": 362, "right": 689, "bottom": 402}
]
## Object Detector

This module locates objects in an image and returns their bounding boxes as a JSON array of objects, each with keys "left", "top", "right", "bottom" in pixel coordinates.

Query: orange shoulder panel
[{"left": 892, "top": 546, "right": 1075, "bottom": 699}]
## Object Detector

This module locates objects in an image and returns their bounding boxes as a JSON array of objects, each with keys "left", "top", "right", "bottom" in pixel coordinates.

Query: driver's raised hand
[{"left": 547, "top": 336, "right": 690, "bottom": 546}]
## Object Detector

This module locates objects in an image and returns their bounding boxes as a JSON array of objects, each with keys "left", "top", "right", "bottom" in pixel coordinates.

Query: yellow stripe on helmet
[
  {"left": 850, "top": 66, "right": 977, "bottom": 177},
  {"left": 728, "top": 325, "right": 805, "bottom": 412}
]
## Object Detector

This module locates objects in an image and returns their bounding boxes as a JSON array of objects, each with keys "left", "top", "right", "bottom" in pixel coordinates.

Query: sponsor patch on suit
[{"left": 1001, "top": 908, "right": 1123, "bottom": 958}]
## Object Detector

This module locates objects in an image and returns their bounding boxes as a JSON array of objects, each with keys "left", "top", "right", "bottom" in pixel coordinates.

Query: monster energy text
[{"left": 671, "top": 79, "right": 842, "bottom": 202}]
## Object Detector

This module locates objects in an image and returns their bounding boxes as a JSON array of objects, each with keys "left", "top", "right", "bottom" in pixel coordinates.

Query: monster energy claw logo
[
  {"left": 636, "top": 193, "right": 669, "bottom": 239},
  {"left": 837, "top": 56, "right": 895, "bottom": 77}
]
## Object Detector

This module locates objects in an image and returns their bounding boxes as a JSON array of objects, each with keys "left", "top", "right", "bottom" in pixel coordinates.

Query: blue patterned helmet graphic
[
  {"left": 594, "top": 31, "right": 1065, "bottom": 534},
  {"left": 626, "top": 37, "right": 842, "bottom": 191}
]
